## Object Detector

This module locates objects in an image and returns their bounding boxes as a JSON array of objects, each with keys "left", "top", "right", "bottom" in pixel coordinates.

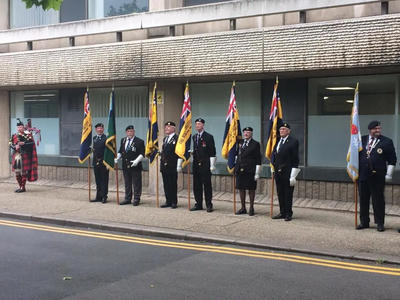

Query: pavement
[{"left": 1, "top": 177, "right": 400, "bottom": 265}]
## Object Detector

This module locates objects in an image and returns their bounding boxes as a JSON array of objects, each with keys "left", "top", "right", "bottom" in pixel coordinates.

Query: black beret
[
  {"left": 165, "top": 121, "right": 176, "bottom": 127},
  {"left": 95, "top": 123, "right": 104, "bottom": 128},
  {"left": 368, "top": 121, "right": 381, "bottom": 130},
  {"left": 243, "top": 127, "right": 253, "bottom": 132},
  {"left": 195, "top": 118, "right": 205, "bottom": 124},
  {"left": 125, "top": 125, "right": 134, "bottom": 131},
  {"left": 17, "top": 120, "right": 24, "bottom": 126},
  {"left": 280, "top": 123, "right": 290, "bottom": 129}
]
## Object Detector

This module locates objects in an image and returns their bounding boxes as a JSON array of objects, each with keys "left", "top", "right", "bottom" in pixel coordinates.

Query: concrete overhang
[{"left": 0, "top": 0, "right": 395, "bottom": 45}]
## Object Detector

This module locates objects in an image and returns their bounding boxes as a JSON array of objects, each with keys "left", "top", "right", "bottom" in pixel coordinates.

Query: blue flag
[
  {"left": 265, "top": 79, "right": 283, "bottom": 169},
  {"left": 78, "top": 91, "right": 92, "bottom": 163},
  {"left": 221, "top": 81, "right": 241, "bottom": 173},
  {"left": 347, "top": 83, "right": 362, "bottom": 181},
  {"left": 145, "top": 83, "right": 159, "bottom": 166}
]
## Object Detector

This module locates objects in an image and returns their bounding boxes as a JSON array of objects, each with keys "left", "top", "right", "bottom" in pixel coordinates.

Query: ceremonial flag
[
  {"left": 221, "top": 81, "right": 241, "bottom": 173},
  {"left": 346, "top": 83, "right": 362, "bottom": 182},
  {"left": 176, "top": 81, "right": 192, "bottom": 167},
  {"left": 265, "top": 79, "right": 283, "bottom": 169},
  {"left": 145, "top": 83, "right": 159, "bottom": 166},
  {"left": 103, "top": 89, "right": 117, "bottom": 170},
  {"left": 78, "top": 90, "right": 92, "bottom": 163}
]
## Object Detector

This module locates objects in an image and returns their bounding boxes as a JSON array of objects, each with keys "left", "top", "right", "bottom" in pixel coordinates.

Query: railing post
[
  {"left": 27, "top": 41, "right": 33, "bottom": 50},
  {"left": 230, "top": 19, "right": 236, "bottom": 31},
  {"left": 69, "top": 37, "right": 75, "bottom": 47},
  {"left": 381, "top": 1, "right": 389, "bottom": 14},
  {"left": 116, "top": 31, "right": 122, "bottom": 42},
  {"left": 169, "top": 26, "right": 175, "bottom": 36},
  {"left": 299, "top": 11, "right": 306, "bottom": 23}
]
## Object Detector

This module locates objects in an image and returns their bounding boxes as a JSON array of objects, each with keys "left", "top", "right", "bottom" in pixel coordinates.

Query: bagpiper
[{"left": 9, "top": 119, "right": 39, "bottom": 193}]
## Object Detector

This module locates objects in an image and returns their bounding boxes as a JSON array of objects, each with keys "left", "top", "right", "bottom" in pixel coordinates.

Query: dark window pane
[
  {"left": 60, "top": 0, "right": 87, "bottom": 23},
  {"left": 23, "top": 91, "right": 59, "bottom": 118}
]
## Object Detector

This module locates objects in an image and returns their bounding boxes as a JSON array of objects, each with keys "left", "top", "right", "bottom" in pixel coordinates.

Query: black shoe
[
  {"left": 90, "top": 198, "right": 102, "bottom": 203},
  {"left": 119, "top": 199, "right": 132, "bottom": 205},
  {"left": 397, "top": 228, "right": 400, "bottom": 233},
  {"left": 249, "top": 208, "right": 254, "bottom": 216},
  {"left": 285, "top": 216, "right": 292, "bottom": 222},
  {"left": 102, "top": 198, "right": 107, "bottom": 204},
  {"left": 356, "top": 223, "right": 369, "bottom": 230},
  {"left": 207, "top": 207, "right": 213, "bottom": 213},
  {"left": 160, "top": 203, "right": 172, "bottom": 208},
  {"left": 171, "top": 204, "right": 178, "bottom": 209},
  {"left": 377, "top": 224, "right": 385, "bottom": 232},
  {"left": 190, "top": 206, "right": 203, "bottom": 211},
  {"left": 15, "top": 188, "right": 21, "bottom": 193},
  {"left": 133, "top": 200, "right": 140, "bottom": 206},
  {"left": 16, "top": 188, "right": 26, "bottom": 193},
  {"left": 235, "top": 208, "right": 247, "bottom": 215},
  {"left": 272, "top": 213, "right": 285, "bottom": 219}
]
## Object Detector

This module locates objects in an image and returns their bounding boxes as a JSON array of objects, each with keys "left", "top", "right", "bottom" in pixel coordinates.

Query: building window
[
  {"left": 307, "top": 75, "right": 397, "bottom": 167},
  {"left": 184, "top": 0, "right": 232, "bottom": 7},
  {"left": 10, "top": 91, "right": 60, "bottom": 155},
  {"left": 24, "top": 92, "right": 59, "bottom": 118},
  {"left": 10, "top": 0, "right": 59, "bottom": 29},
  {"left": 90, "top": 86, "right": 149, "bottom": 147},
  {"left": 88, "top": 0, "right": 149, "bottom": 19},
  {"left": 60, "top": 0, "right": 87, "bottom": 23}
]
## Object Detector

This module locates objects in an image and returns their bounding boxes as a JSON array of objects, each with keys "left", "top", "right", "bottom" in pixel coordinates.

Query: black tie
[
  {"left": 278, "top": 139, "right": 284, "bottom": 153},
  {"left": 242, "top": 140, "right": 247, "bottom": 150},
  {"left": 197, "top": 133, "right": 201, "bottom": 145},
  {"left": 126, "top": 138, "right": 131, "bottom": 150}
]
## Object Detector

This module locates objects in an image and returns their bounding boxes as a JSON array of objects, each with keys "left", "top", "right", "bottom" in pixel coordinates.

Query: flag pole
[
  {"left": 233, "top": 173, "right": 236, "bottom": 214},
  {"left": 156, "top": 155, "right": 159, "bottom": 207},
  {"left": 270, "top": 173, "right": 274, "bottom": 218},
  {"left": 187, "top": 160, "right": 191, "bottom": 210},
  {"left": 88, "top": 157, "right": 91, "bottom": 202},
  {"left": 354, "top": 181, "right": 358, "bottom": 228}
]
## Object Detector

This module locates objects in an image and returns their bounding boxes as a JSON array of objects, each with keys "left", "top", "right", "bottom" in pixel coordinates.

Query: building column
[
  {"left": 0, "top": 91, "right": 11, "bottom": 178},
  {"left": 0, "top": 0, "right": 10, "bottom": 53}
]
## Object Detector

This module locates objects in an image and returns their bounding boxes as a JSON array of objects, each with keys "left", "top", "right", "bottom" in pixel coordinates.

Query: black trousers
[
  {"left": 275, "top": 174, "right": 294, "bottom": 217},
  {"left": 94, "top": 164, "right": 109, "bottom": 200},
  {"left": 162, "top": 172, "right": 178, "bottom": 205},
  {"left": 123, "top": 169, "right": 142, "bottom": 202},
  {"left": 193, "top": 170, "right": 213, "bottom": 208},
  {"left": 359, "top": 176, "right": 386, "bottom": 225}
]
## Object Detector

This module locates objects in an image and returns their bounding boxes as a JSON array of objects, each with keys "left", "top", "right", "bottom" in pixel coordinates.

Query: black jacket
[
  {"left": 92, "top": 134, "right": 106, "bottom": 167},
  {"left": 160, "top": 134, "right": 179, "bottom": 174},
  {"left": 359, "top": 135, "right": 397, "bottom": 181},
  {"left": 235, "top": 138, "right": 262, "bottom": 174},
  {"left": 192, "top": 131, "right": 216, "bottom": 173},
  {"left": 118, "top": 136, "right": 145, "bottom": 171},
  {"left": 272, "top": 136, "right": 299, "bottom": 179}
]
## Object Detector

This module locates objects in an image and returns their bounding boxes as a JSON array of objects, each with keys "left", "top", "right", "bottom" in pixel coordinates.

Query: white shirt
[
  {"left": 125, "top": 137, "right": 135, "bottom": 150},
  {"left": 165, "top": 133, "right": 175, "bottom": 144}
]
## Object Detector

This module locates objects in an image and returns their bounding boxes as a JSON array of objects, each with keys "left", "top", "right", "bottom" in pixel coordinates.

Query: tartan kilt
[
  {"left": 12, "top": 151, "right": 38, "bottom": 182},
  {"left": 12, "top": 152, "right": 31, "bottom": 171}
]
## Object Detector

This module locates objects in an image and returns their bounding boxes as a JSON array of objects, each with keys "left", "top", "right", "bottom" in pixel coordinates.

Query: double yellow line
[{"left": 1, "top": 219, "right": 400, "bottom": 276}]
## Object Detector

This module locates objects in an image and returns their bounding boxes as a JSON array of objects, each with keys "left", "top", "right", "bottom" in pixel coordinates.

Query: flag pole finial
[
  {"left": 87, "top": 86, "right": 89, "bottom": 92},
  {"left": 112, "top": 84, "right": 114, "bottom": 91},
  {"left": 276, "top": 76, "right": 279, "bottom": 84}
]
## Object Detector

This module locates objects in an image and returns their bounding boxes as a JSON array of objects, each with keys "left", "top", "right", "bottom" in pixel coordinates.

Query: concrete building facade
[{"left": 1, "top": 0, "right": 400, "bottom": 204}]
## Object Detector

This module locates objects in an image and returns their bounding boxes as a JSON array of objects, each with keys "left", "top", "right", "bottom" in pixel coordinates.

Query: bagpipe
[{"left": 18, "top": 118, "right": 42, "bottom": 146}]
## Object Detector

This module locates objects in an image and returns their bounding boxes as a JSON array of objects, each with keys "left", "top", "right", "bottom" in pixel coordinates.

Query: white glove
[
  {"left": 385, "top": 165, "right": 395, "bottom": 183},
  {"left": 188, "top": 150, "right": 194, "bottom": 153},
  {"left": 270, "top": 167, "right": 275, "bottom": 174},
  {"left": 177, "top": 158, "right": 183, "bottom": 173},
  {"left": 235, "top": 156, "right": 237, "bottom": 163},
  {"left": 131, "top": 154, "right": 144, "bottom": 167},
  {"left": 210, "top": 157, "right": 217, "bottom": 173},
  {"left": 289, "top": 168, "right": 301, "bottom": 187},
  {"left": 114, "top": 153, "right": 122, "bottom": 164},
  {"left": 254, "top": 165, "right": 261, "bottom": 181}
]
